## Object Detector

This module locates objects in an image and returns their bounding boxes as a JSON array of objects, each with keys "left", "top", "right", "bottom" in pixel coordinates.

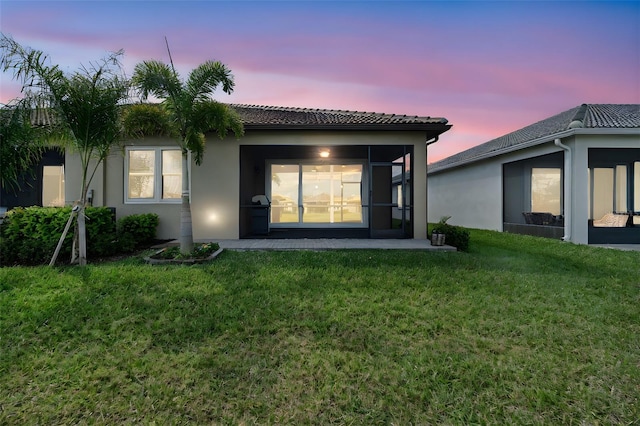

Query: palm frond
[
  {"left": 53, "top": 58, "right": 129, "bottom": 159},
  {"left": 184, "top": 130, "right": 206, "bottom": 165},
  {"left": 128, "top": 54, "right": 244, "bottom": 166},
  {"left": 191, "top": 101, "right": 244, "bottom": 138},
  {"left": 185, "top": 60, "right": 235, "bottom": 103},
  {"left": 0, "top": 101, "right": 44, "bottom": 190},
  {"left": 185, "top": 101, "right": 244, "bottom": 165},
  {"left": 121, "top": 103, "right": 176, "bottom": 139},
  {"left": 1, "top": 34, "right": 65, "bottom": 96},
  {"left": 131, "top": 60, "right": 181, "bottom": 101}
]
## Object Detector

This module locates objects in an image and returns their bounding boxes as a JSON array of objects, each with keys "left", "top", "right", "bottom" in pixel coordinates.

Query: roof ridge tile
[{"left": 228, "top": 103, "right": 448, "bottom": 127}]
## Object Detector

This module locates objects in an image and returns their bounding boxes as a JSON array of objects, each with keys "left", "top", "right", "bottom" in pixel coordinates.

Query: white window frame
[{"left": 124, "top": 147, "right": 185, "bottom": 204}]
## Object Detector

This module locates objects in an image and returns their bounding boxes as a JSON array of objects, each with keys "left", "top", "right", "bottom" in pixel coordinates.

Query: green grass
[{"left": 1, "top": 230, "right": 638, "bottom": 424}]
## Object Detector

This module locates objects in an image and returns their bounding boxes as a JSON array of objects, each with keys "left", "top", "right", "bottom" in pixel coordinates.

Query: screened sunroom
[{"left": 588, "top": 148, "right": 640, "bottom": 244}]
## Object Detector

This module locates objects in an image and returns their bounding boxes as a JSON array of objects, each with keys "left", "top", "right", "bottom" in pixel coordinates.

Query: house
[
  {"left": 1, "top": 105, "right": 66, "bottom": 211},
  {"left": 428, "top": 104, "right": 640, "bottom": 245},
  {"left": 53, "top": 104, "right": 450, "bottom": 240}
]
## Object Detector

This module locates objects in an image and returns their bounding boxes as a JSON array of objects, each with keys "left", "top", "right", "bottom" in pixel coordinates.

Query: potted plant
[{"left": 431, "top": 216, "right": 450, "bottom": 246}]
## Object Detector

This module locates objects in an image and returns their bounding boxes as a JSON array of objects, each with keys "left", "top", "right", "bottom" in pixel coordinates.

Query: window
[
  {"left": 531, "top": 168, "right": 561, "bottom": 215},
  {"left": 635, "top": 162, "right": 640, "bottom": 224},
  {"left": 590, "top": 168, "right": 613, "bottom": 219},
  {"left": 126, "top": 148, "right": 182, "bottom": 203},
  {"left": 589, "top": 165, "right": 633, "bottom": 219},
  {"left": 162, "top": 150, "right": 182, "bottom": 199},
  {"left": 615, "top": 165, "right": 627, "bottom": 212},
  {"left": 634, "top": 162, "right": 640, "bottom": 211},
  {"left": 42, "top": 165, "right": 65, "bottom": 207}
]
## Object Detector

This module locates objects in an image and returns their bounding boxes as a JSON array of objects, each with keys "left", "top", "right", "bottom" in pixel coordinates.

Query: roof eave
[
  {"left": 243, "top": 123, "right": 452, "bottom": 132},
  {"left": 428, "top": 127, "right": 639, "bottom": 175}
]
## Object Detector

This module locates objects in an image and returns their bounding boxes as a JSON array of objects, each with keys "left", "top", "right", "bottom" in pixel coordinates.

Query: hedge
[
  {"left": 116, "top": 213, "right": 160, "bottom": 253},
  {"left": 0, "top": 207, "right": 159, "bottom": 266}
]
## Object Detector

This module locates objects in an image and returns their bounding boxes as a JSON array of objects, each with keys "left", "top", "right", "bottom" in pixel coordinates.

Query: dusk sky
[{"left": 1, "top": 1, "right": 638, "bottom": 162}]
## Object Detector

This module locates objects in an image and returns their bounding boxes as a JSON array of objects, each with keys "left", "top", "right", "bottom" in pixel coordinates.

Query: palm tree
[
  {"left": 129, "top": 57, "right": 243, "bottom": 254},
  {"left": 0, "top": 98, "right": 47, "bottom": 192},
  {"left": 1, "top": 34, "right": 129, "bottom": 265}
]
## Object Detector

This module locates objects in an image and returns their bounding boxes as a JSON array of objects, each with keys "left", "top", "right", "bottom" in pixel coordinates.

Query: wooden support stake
[{"left": 49, "top": 205, "right": 78, "bottom": 266}]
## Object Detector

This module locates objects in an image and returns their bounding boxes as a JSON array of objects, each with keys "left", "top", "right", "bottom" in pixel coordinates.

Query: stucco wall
[
  {"left": 190, "top": 137, "right": 240, "bottom": 241},
  {"left": 64, "top": 152, "right": 104, "bottom": 206},
  {"left": 69, "top": 130, "right": 430, "bottom": 240},
  {"left": 99, "top": 136, "right": 242, "bottom": 240},
  {"left": 428, "top": 159, "right": 503, "bottom": 230},
  {"left": 428, "top": 144, "right": 562, "bottom": 231}
]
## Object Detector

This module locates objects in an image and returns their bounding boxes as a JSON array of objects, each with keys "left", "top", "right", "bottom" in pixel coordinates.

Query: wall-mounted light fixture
[{"left": 207, "top": 210, "right": 220, "bottom": 224}]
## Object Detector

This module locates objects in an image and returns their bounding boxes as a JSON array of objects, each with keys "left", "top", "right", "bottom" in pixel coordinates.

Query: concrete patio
[
  {"left": 159, "top": 239, "right": 639, "bottom": 252},
  {"left": 213, "top": 239, "right": 457, "bottom": 251},
  {"left": 589, "top": 244, "right": 640, "bottom": 252}
]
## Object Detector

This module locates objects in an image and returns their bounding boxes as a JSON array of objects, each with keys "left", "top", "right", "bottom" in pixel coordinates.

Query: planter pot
[{"left": 431, "top": 232, "right": 446, "bottom": 246}]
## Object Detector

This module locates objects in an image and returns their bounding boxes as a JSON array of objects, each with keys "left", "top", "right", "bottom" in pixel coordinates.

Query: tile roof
[
  {"left": 228, "top": 104, "right": 449, "bottom": 129},
  {"left": 11, "top": 102, "right": 450, "bottom": 132},
  {"left": 0, "top": 101, "right": 58, "bottom": 127},
  {"left": 30, "top": 107, "right": 57, "bottom": 127},
  {"left": 428, "top": 104, "right": 640, "bottom": 173}
]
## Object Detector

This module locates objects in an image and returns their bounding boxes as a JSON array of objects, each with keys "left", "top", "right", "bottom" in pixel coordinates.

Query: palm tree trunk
[
  {"left": 75, "top": 171, "right": 89, "bottom": 266},
  {"left": 180, "top": 151, "right": 194, "bottom": 254},
  {"left": 77, "top": 205, "right": 87, "bottom": 266}
]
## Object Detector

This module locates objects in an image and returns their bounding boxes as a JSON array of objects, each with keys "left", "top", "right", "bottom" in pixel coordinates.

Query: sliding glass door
[
  {"left": 270, "top": 163, "right": 365, "bottom": 227},
  {"left": 270, "top": 164, "right": 300, "bottom": 224}
]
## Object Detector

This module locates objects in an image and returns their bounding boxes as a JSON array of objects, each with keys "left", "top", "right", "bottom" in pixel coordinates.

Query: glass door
[
  {"left": 270, "top": 164, "right": 300, "bottom": 224},
  {"left": 369, "top": 154, "right": 410, "bottom": 238},
  {"left": 42, "top": 165, "right": 65, "bottom": 207},
  {"left": 270, "top": 163, "right": 364, "bottom": 227}
]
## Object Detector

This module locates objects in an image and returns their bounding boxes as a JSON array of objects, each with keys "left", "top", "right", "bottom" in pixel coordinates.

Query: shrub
[
  {"left": 431, "top": 216, "right": 470, "bottom": 252},
  {"left": 85, "top": 207, "right": 117, "bottom": 257},
  {"left": 116, "top": 213, "right": 159, "bottom": 252},
  {"left": 0, "top": 206, "right": 117, "bottom": 266}
]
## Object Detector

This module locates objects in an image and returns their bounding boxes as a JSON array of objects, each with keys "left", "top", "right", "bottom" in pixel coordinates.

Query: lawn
[{"left": 1, "top": 230, "right": 638, "bottom": 424}]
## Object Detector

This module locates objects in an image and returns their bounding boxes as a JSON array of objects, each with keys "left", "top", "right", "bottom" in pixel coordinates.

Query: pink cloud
[{"left": 1, "top": 0, "right": 637, "bottom": 163}]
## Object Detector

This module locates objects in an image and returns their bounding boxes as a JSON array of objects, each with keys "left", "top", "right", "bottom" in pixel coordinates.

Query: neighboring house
[
  {"left": 428, "top": 104, "right": 640, "bottom": 245},
  {"left": 53, "top": 104, "right": 449, "bottom": 240}
]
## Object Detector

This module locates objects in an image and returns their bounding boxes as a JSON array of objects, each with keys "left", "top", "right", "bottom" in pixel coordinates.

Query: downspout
[
  {"left": 426, "top": 135, "right": 439, "bottom": 147},
  {"left": 554, "top": 138, "right": 571, "bottom": 241}
]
